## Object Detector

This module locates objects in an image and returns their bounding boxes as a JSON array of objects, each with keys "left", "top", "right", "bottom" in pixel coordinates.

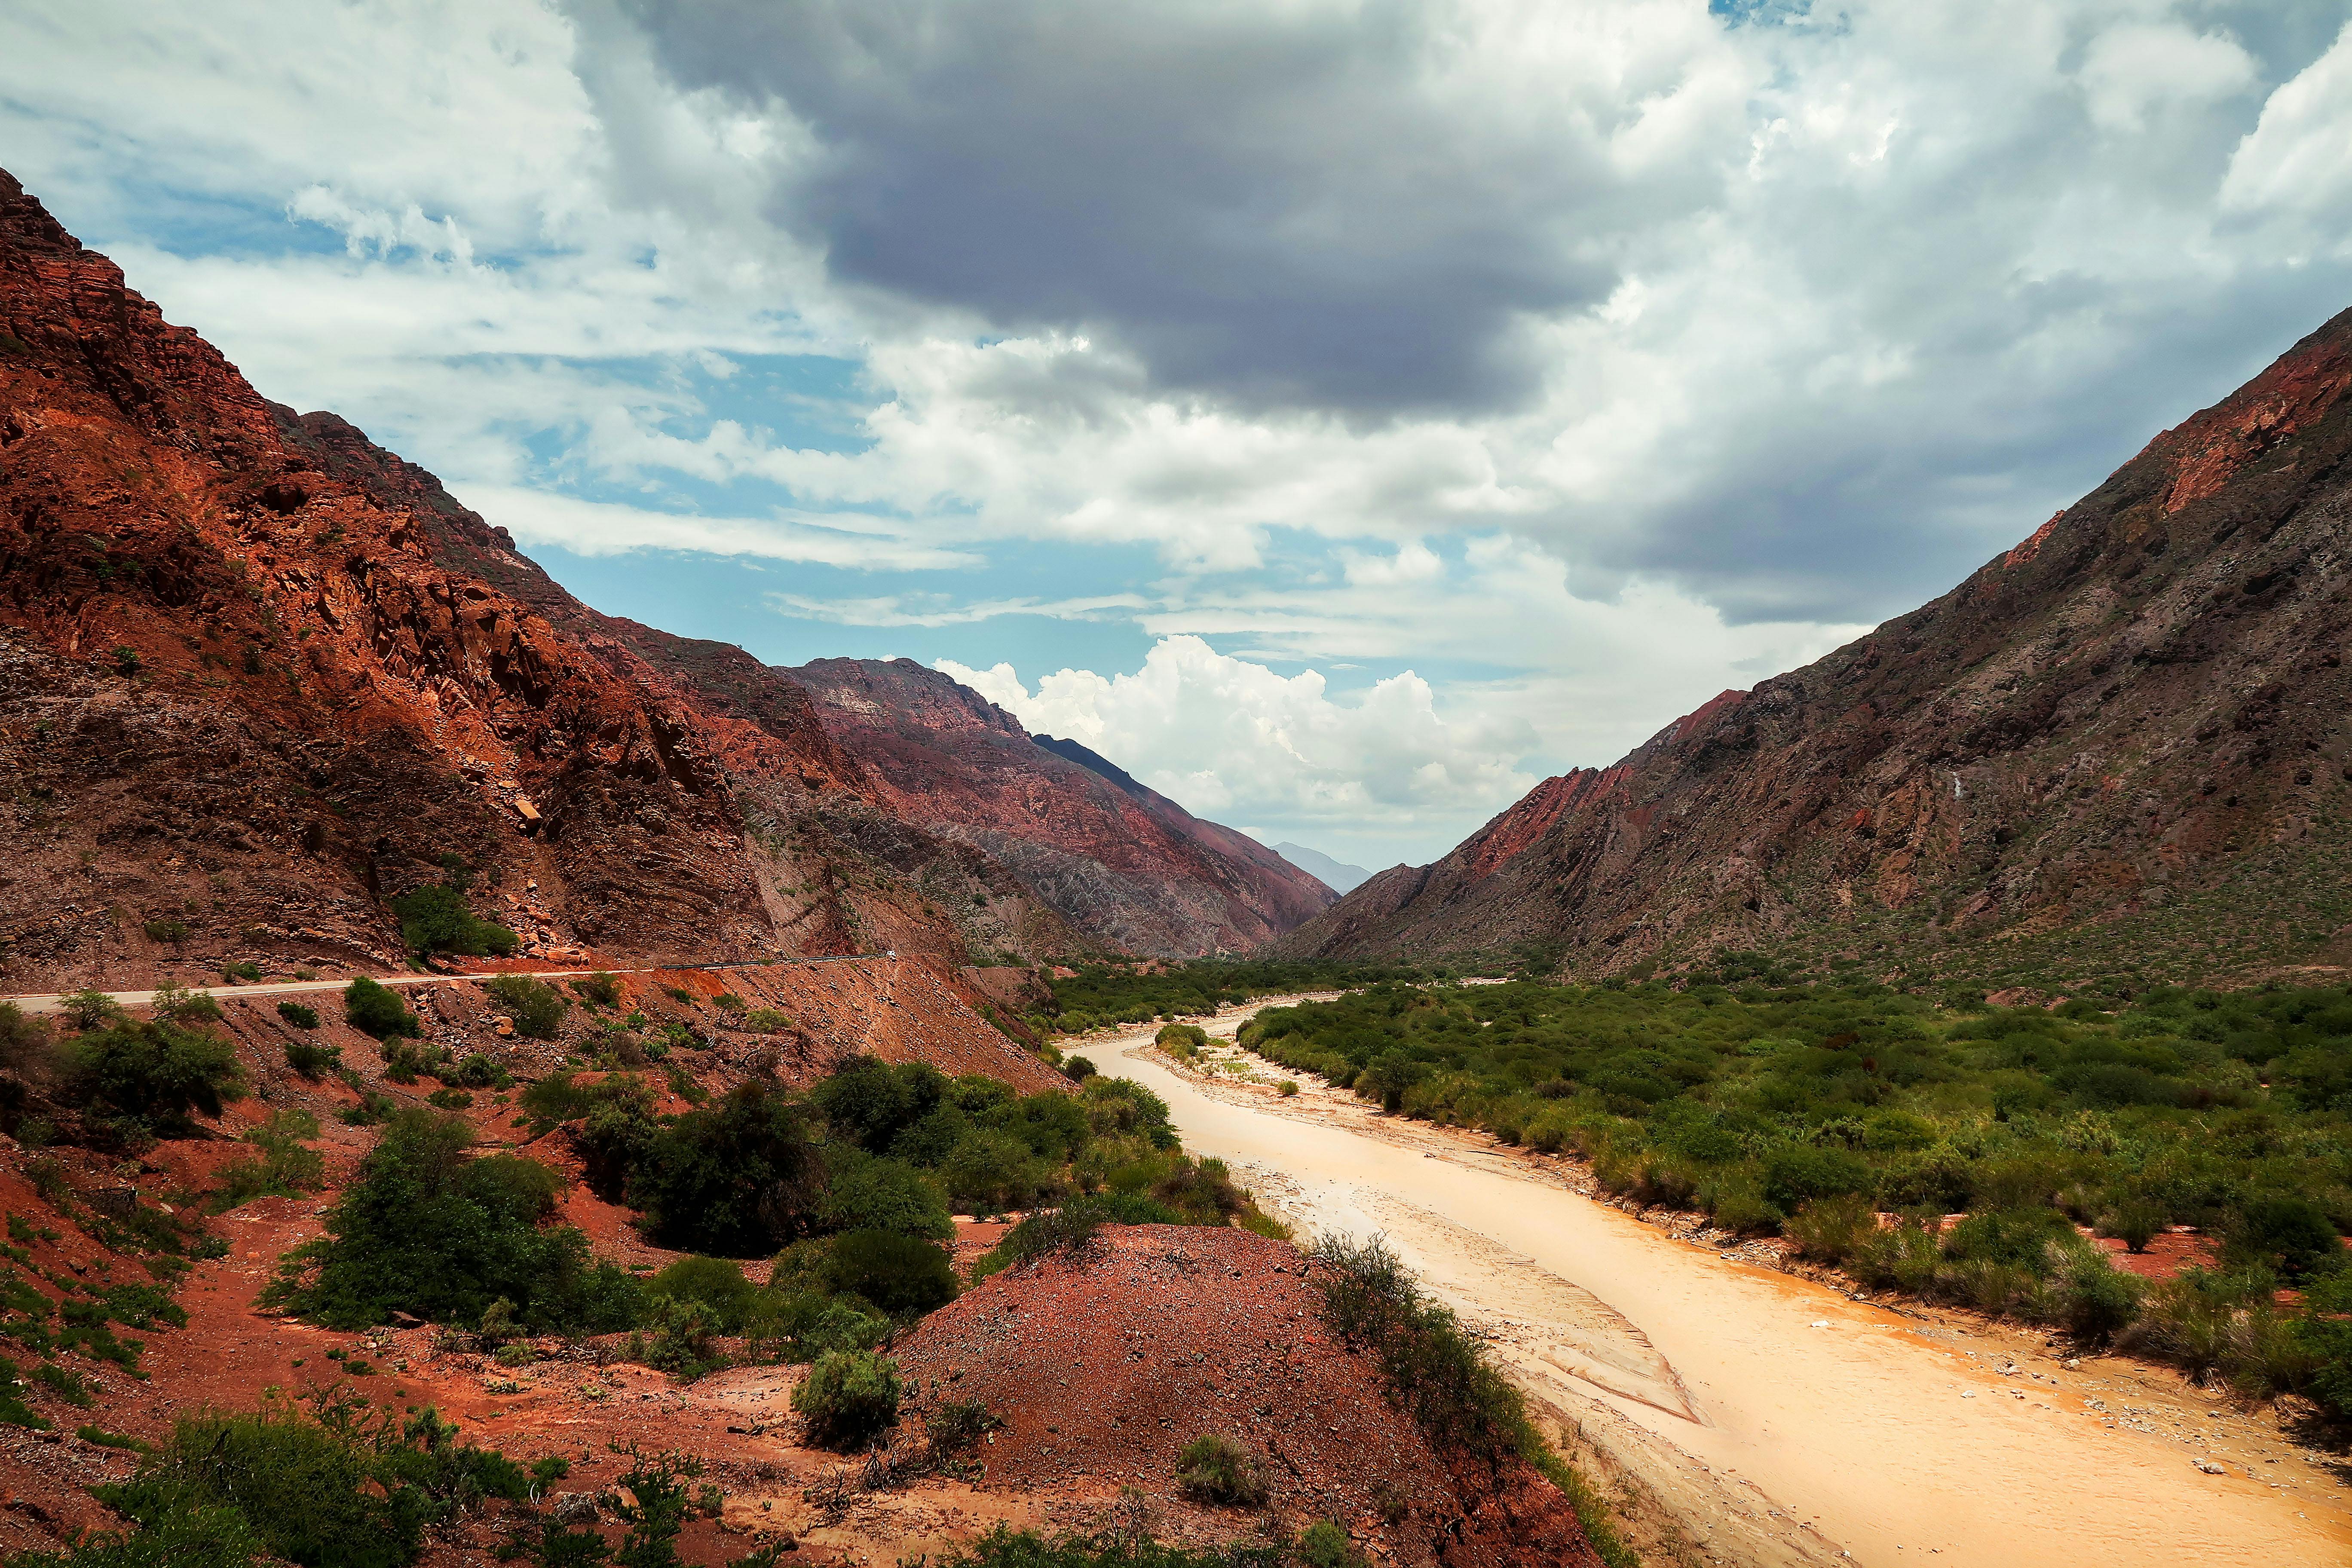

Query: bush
[
  {"left": 817, "top": 1148, "right": 952, "bottom": 1240},
  {"left": 2, "top": 1498, "right": 260, "bottom": 1567},
  {"left": 926, "top": 1399, "right": 1004, "bottom": 1457},
  {"left": 626, "top": 1083, "right": 823, "bottom": 1255},
  {"left": 1307, "top": 1233, "right": 1525, "bottom": 1465},
  {"left": 276, "top": 1001, "right": 321, "bottom": 1031},
  {"left": 1155, "top": 1023, "right": 1208, "bottom": 1054},
  {"left": 426, "top": 1087, "right": 473, "bottom": 1110},
  {"left": 1296, "top": 1521, "right": 1366, "bottom": 1568},
  {"left": 820, "top": 1230, "right": 959, "bottom": 1316},
  {"left": 1174, "top": 1433, "right": 1268, "bottom": 1507},
  {"left": 0, "top": 1001, "right": 53, "bottom": 1077},
  {"left": 142, "top": 919, "right": 190, "bottom": 944},
  {"left": 57, "top": 990, "right": 124, "bottom": 1032},
  {"left": 150, "top": 984, "right": 221, "bottom": 1023},
  {"left": 265, "top": 1110, "right": 639, "bottom": 1332},
  {"left": 89, "top": 1394, "right": 524, "bottom": 1568},
  {"left": 220, "top": 961, "right": 262, "bottom": 984},
  {"left": 940, "top": 1129, "right": 1054, "bottom": 1214},
  {"left": 1062, "top": 1057, "right": 1097, "bottom": 1083},
  {"left": 213, "top": 1111, "right": 326, "bottom": 1210},
  {"left": 1760, "top": 1145, "right": 1871, "bottom": 1214},
  {"left": 62, "top": 1020, "right": 246, "bottom": 1130},
  {"left": 343, "top": 978, "right": 419, "bottom": 1041},
  {"left": 742, "top": 1008, "right": 793, "bottom": 1035},
  {"left": 793, "top": 1349, "right": 901, "bottom": 1449},
  {"left": 645, "top": 1256, "right": 761, "bottom": 1334},
  {"left": 571, "top": 972, "right": 622, "bottom": 1009},
  {"left": 1785, "top": 1194, "right": 1877, "bottom": 1263},
  {"left": 2295, "top": 1271, "right": 2352, "bottom": 1418},
  {"left": 389, "top": 884, "right": 517, "bottom": 960},
  {"left": 2232, "top": 1197, "right": 2343, "bottom": 1282},
  {"left": 484, "top": 977, "right": 567, "bottom": 1041}
]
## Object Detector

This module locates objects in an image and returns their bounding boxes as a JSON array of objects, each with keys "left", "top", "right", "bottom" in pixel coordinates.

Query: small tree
[
  {"left": 1175, "top": 1433, "right": 1269, "bottom": 1506},
  {"left": 571, "top": 972, "right": 622, "bottom": 1010}
]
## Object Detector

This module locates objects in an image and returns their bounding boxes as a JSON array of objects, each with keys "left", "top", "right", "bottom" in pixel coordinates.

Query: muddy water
[{"left": 1103, "top": 1010, "right": 2351, "bottom": 1568}]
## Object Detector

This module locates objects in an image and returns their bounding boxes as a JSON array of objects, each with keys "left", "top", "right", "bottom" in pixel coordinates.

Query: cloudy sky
[{"left": 7, "top": 1, "right": 2350, "bottom": 869}]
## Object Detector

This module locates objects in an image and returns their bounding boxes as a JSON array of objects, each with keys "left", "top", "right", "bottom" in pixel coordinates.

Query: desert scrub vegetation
[
  {"left": 1256, "top": 977, "right": 2352, "bottom": 1405},
  {"left": 793, "top": 1347, "right": 901, "bottom": 1449},
  {"left": 342, "top": 977, "right": 418, "bottom": 1040},
  {"left": 484, "top": 974, "right": 567, "bottom": 1040},
  {"left": 1173, "top": 1433, "right": 1269, "bottom": 1507},
  {"left": 1041, "top": 958, "right": 1432, "bottom": 1037},
  {"left": 264, "top": 1109, "right": 640, "bottom": 1333},
  {"left": 388, "top": 858, "right": 517, "bottom": 960}
]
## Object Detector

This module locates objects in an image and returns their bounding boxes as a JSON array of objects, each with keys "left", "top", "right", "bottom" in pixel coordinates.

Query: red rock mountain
[
  {"left": 788, "top": 657, "right": 1335, "bottom": 956},
  {"left": 1282, "top": 307, "right": 2352, "bottom": 991},
  {"left": 0, "top": 168, "right": 1234, "bottom": 988}
]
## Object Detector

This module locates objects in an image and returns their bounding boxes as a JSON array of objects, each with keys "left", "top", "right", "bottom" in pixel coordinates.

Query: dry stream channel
[{"left": 1100, "top": 998, "right": 2352, "bottom": 1568}]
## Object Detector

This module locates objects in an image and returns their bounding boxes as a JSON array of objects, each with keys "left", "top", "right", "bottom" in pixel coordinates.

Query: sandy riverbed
[{"left": 1094, "top": 1000, "right": 2352, "bottom": 1568}]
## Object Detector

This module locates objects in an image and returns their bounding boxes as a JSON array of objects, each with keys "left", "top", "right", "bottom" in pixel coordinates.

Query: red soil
[{"left": 891, "top": 1226, "right": 1600, "bottom": 1568}]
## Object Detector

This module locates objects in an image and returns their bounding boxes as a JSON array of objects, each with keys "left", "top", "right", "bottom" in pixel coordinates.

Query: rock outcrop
[
  {"left": 790, "top": 658, "right": 1335, "bottom": 957},
  {"left": 1282, "top": 307, "right": 2352, "bottom": 989}
]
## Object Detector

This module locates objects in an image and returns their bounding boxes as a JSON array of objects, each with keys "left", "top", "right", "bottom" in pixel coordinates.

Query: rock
[
  {"left": 549, "top": 1492, "right": 600, "bottom": 1524},
  {"left": 2194, "top": 1460, "right": 2226, "bottom": 1475}
]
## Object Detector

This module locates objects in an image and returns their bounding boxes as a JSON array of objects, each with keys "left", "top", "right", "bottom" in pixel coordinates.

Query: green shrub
[
  {"left": 713, "top": 992, "right": 747, "bottom": 1014},
  {"left": 0, "top": 1356, "right": 50, "bottom": 1430},
  {"left": 626, "top": 1083, "right": 824, "bottom": 1255},
  {"left": 1296, "top": 1521, "right": 1365, "bottom": 1568},
  {"left": 1760, "top": 1145, "right": 1871, "bottom": 1214},
  {"left": 820, "top": 1231, "right": 958, "bottom": 1316},
  {"left": 149, "top": 985, "right": 222, "bottom": 1024},
  {"left": 812, "top": 1058, "right": 948, "bottom": 1154},
  {"left": 62, "top": 1019, "right": 245, "bottom": 1130},
  {"left": 426, "top": 1087, "right": 473, "bottom": 1110},
  {"left": 281, "top": 1036, "right": 337, "bottom": 1078},
  {"left": 644, "top": 1256, "right": 760, "bottom": 1334},
  {"left": 1154, "top": 1023, "right": 1208, "bottom": 1054},
  {"left": 35, "top": 1360, "right": 94, "bottom": 1406},
  {"left": 141, "top": 919, "right": 190, "bottom": 944},
  {"left": 742, "top": 1008, "right": 793, "bottom": 1035},
  {"left": 1174, "top": 1433, "right": 1268, "bottom": 1507},
  {"left": 926, "top": 1399, "right": 1004, "bottom": 1457},
  {"left": 1785, "top": 1194, "right": 1877, "bottom": 1262},
  {"left": 389, "top": 883, "right": 517, "bottom": 960},
  {"left": 817, "top": 1148, "right": 952, "bottom": 1240},
  {"left": 1942, "top": 1207, "right": 2074, "bottom": 1275},
  {"left": 2231, "top": 1196, "right": 2343, "bottom": 1282},
  {"left": 343, "top": 978, "right": 419, "bottom": 1040},
  {"left": 219, "top": 962, "right": 262, "bottom": 984},
  {"left": 641, "top": 1295, "right": 723, "bottom": 1378},
  {"left": 92, "top": 1393, "right": 525, "bottom": 1568},
  {"left": 2, "top": 1497, "right": 259, "bottom": 1566},
  {"left": 57, "top": 990, "right": 124, "bottom": 1032},
  {"left": 793, "top": 1349, "right": 900, "bottom": 1449},
  {"left": 212, "top": 1111, "right": 325, "bottom": 1210},
  {"left": 484, "top": 976, "right": 567, "bottom": 1041},
  {"left": 276, "top": 1001, "right": 321, "bottom": 1030},
  {"left": 0, "top": 1001, "right": 52, "bottom": 1076},
  {"left": 940, "top": 1130, "right": 1054, "bottom": 1214},
  {"left": 1307, "top": 1232, "right": 1525, "bottom": 1465},
  {"left": 2295, "top": 1271, "right": 2352, "bottom": 1418},
  {"left": 264, "top": 1110, "right": 639, "bottom": 1332},
  {"left": 1062, "top": 1057, "right": 1097, "bottom": 1083},
  {"left": 571, "top": 972, "right": 622, "bottom": 1009}
]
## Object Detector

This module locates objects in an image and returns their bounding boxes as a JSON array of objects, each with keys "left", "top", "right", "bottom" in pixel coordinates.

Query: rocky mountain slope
[
  {"left": 789, "top": 658, "right": 1334, "bottom": 957},
  {"left": 1282, "top": 307, "right": 2352, "bottom": 992},
  {"left": 0, "top": 168, "right": 1260, "bottom": 989}
]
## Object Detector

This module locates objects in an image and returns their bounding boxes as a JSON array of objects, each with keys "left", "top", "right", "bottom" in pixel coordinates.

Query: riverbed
[{"left": 1098, "top": 1001, "right": 2352, "bottom": 1568}]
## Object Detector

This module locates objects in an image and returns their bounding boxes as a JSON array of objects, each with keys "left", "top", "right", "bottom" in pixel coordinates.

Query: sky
[{"left": 5, "top": 1, "right": 2350, "bottom": 870}]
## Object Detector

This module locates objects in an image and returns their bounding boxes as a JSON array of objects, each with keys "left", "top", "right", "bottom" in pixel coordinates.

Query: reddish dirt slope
[
  {"left": 791, "top": 658, "right": 1334, "bottom": 958},
  {"left": 1282, "top": 307, "right": 2352, "bottom": 986},
  {"left": 894, "top": 1227, "right": 1599, "bottom": 1568}
]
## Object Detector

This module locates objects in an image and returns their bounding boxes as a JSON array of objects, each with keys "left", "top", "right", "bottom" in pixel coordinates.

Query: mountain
[
  {"left": 0, "top": 168, "right": 1105, "bottom": 988},
  {"left": 1273, "top": 841, "right": 1372, "bottom": 894},
  {"left": 1280, "top": 307, "right": 2352, "bottom": 992},
  {"left": 787, "top": 658, "right": 1336, "bottom": 956}
]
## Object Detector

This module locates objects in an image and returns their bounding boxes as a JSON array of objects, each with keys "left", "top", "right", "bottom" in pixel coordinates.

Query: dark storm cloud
[{"left": 601, "top": 0, "right": 1632, "bottom": 416}]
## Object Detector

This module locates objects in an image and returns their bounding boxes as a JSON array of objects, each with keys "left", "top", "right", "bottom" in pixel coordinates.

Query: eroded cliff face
[
  {"left": 0, "top": 169, "right": 1016, "bottom": 986},
  {"left": 790, "top": 658, "right": 1335, "bottom": 958},
  {"left": 1283, "top": 308, "right": 2352, "bottom": 988}
]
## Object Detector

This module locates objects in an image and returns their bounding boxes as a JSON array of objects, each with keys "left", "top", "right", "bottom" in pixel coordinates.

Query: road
[
  {"left": 2, "top": 952, "right": 889, "bottom": 1016},
  {"left": 1100, "top": 1000, "right": 2352, "bottom": 1568}
]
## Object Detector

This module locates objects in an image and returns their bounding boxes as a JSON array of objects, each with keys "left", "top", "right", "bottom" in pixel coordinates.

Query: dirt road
[
  {"left": 1102, "top": 1001, "right": 2352, "bottom": 1568},
  {"left": 1, "top": 952, "right": 884, "bottom": 1016}
]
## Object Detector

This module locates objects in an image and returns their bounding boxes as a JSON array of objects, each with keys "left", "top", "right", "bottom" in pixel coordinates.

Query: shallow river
[{"left": 1101, "top": 1005, "right": 2352, "bottom": 1568}]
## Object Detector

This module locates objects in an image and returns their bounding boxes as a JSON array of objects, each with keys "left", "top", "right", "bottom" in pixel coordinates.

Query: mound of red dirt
[{"left": 891, "top": 1225, "right": 1600, "bottom": 1568}]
